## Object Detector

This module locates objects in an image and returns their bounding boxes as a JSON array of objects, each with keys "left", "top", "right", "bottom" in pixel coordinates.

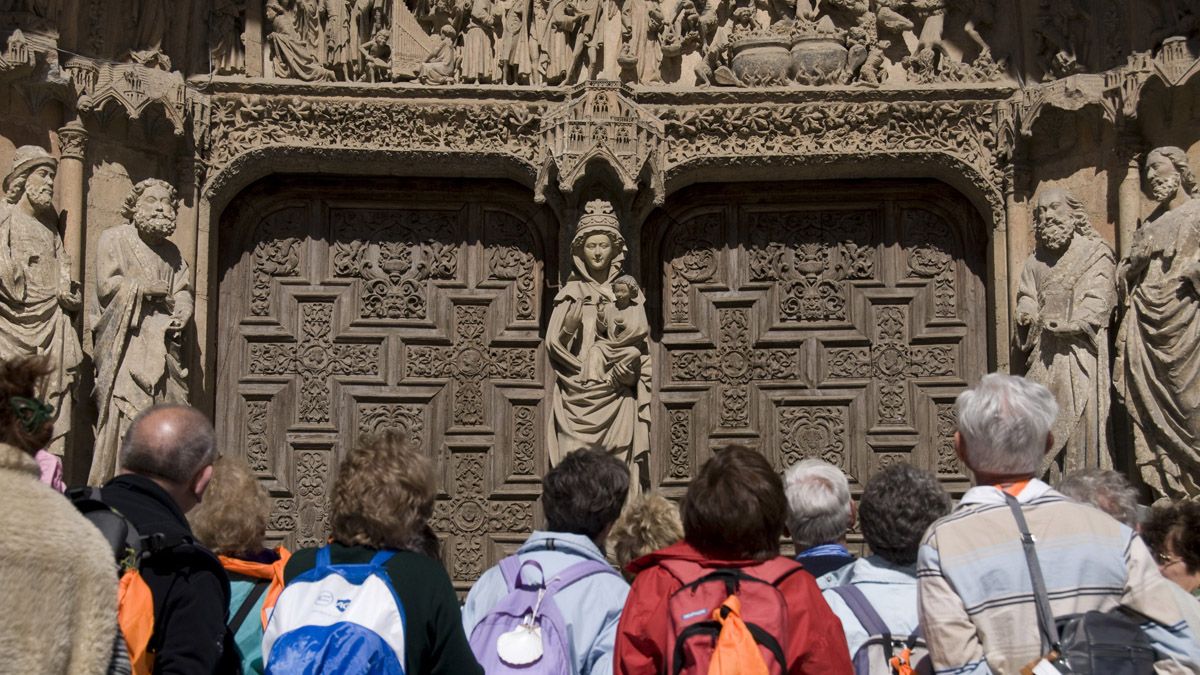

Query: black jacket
[{"left": 101, "top": 475, "right": 241, "bottom": 675}]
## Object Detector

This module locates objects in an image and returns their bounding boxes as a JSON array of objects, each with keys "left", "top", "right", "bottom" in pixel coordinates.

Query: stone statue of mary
[{"left": 545, "top": 199, "right": 651, "bottom": 492}]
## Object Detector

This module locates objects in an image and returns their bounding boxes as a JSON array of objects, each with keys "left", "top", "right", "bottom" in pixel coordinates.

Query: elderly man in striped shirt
[{"left": 917, "top": 373, "right": 1200, "bottom": 674}]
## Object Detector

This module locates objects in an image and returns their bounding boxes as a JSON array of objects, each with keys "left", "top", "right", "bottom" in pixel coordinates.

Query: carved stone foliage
[
  {"left": 655, "top": 186, "right": 984, "bottom": 490},
  {"left": 655, "top": 100, "right": 1006, "bottom": 218},
  {"left": 205, "top": 94, "right": 541, "bottom": 171},
  {"left": 218, "top": 183, "right": 547, "bottom": 586}
]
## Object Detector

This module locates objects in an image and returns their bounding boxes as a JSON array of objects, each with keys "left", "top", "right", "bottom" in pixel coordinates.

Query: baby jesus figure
[{"left": 580, "top": 275, "right": 649, "bottom": 386}]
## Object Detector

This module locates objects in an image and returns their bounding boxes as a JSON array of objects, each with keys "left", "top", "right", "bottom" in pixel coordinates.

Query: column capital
[{"left": 56, "top": 121, "right": 88, "bottom": 161}]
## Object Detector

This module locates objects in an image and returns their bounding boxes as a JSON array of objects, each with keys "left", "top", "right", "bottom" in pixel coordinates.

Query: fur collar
[{"left": 0, "top": 442, "right": 39, "bottom": 478}]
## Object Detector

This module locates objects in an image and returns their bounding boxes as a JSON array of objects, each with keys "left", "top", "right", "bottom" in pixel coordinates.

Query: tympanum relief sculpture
[
  {"left": 1115, "top": 147, "right": 1200, "bottom": 500},
  {"left": 0, "top": 147, "right": 83, "bottom": 457},
  {"left": 546, "top": 199, "right": 651, "bottom": 493},
  {"left": 89, "top": 179, "right": 193, "bottom": 484},
  {"left": 257, "top": 0, "right": 1010, "bottom": 86},
  {"left": 1015, "top": 188, "right": 1116, "bottom": 481}
]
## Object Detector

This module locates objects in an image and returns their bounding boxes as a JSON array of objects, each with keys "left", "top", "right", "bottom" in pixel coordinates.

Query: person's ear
[
  {"left": 1044, "top": 432, "right": 1054, "bottom": 456},
  {"left": 848, "top": 499, "right": 858, "bottom": 532},
  {"left": 954, "top": 431, "right": 967, "bottom": 465},
  {"left": 191, "top": 463, "right": 214, "bottom": 502}
]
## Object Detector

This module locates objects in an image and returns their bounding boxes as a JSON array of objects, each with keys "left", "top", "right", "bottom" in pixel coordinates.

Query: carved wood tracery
[
  {"left": 217, "top": 179, "right": 551, "bottom": 591},
  {"left": 650, "top": 182, "right": 985, "bottom": 493}
]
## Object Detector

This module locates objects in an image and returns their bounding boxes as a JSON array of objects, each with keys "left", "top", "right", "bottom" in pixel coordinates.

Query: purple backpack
[{"left": 468, "top": 555, "right": 617, "bottom": 674}]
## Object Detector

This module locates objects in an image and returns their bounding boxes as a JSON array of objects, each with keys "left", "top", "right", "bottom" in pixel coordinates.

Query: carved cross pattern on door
[
  {"left": 826, "top": 304, "right": 957, "bottom": 427},
  {"left": 429, "top": 452, "right": 534, "bottom": 587},
  {"left": 670, "top": 307, "right": 800, "bottom": 429},
  {"left": 248, "top": 301, "right": 383, "bottom": 424},
  {"left": 405, "top": 303, "right": 538, "bottom": 427}
]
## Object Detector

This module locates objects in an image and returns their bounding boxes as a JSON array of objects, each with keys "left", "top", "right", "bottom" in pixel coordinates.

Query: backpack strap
[
  {"left": 830, "top": 585, "right": 891, "bottom": 638},
  {"left": 498, "top": 555, "right": 524, "bottom": 590},
  {"left": 368, "top": 550, "right": 396, "bottom": 567},
  {"left": 548, "top": 559, "right": 618, "bottom": 591},
  {"left": 229, "top": 579, "right": 270, "bottom": 635}
]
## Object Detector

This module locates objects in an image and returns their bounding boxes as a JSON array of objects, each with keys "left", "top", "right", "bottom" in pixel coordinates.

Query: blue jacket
[
  {"left": 821, "top": 555, "right": 920, "bottom": 658},
  {"left": 462, "top": 531, "right": 630, "bottom": 675}
]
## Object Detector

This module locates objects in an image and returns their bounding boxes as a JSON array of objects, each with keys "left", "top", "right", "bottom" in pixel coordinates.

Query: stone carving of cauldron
[
  {"left": 731, "top": 34, "right": 793, "bottom": 86},
  {"left": 791, "top": 34, "right": 848, "bottom": 84}
]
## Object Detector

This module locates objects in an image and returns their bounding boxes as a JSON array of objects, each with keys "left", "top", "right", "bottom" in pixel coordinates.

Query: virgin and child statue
[{"left": 545, "top": 199, "right": 651, "bottom": 494}]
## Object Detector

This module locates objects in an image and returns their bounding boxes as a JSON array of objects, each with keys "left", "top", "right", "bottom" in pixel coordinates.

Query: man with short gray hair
[
  {"left": 917, "top": 373, "right": 1200, "bottom": 674},
  {"left": 784, "top": 458, "right": 856, "bottom": 583},
  {"left": 99, "top": 404, "right": 239, "bottom": 675}
]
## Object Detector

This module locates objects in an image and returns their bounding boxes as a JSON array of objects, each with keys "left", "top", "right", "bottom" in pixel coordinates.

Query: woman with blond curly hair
[
  {"left": 268, "top": 430, "right": 482, "bottom": 674},
  {"left": 188, "top": 456, "right": 290, "bottom": 675}
]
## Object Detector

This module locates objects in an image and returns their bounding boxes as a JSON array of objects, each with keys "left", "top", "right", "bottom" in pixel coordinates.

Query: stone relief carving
[
  {"left": 0, "top": 146, "right": 82, "bottom": 456},
  {"left": 247, "top": 0, "right": 1013, "bottom": 86},
  {"left": 1017, "top": 186, "right": 1118, "bottom": 478},
  {"left": 545, "top": 199, "right": 651, "bottom": 492},
  {"left": 89, "top": 179, "right": 194, "bottom": 484},
  {"left": 210, "top": 0, "right": 247, "bottom": 75},
  {"left": 1015, "top": 188, "right": 1115, "bottom": 481},
  {"left": 129, "top": 0, "right": 171, "bottom": 68},
  {"left": 1115, "top": 147, "right": 1200, "bottom": 499}
]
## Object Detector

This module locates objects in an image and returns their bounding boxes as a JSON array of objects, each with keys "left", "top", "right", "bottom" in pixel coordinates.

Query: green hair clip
[{"left": 10, "top": 395, "right": 53, "bottom": 434}]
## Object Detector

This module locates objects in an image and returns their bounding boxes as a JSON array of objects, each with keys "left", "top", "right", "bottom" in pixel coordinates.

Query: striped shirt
[{"left": 916, "top": 479, "right": 1200, "bottom": 675}]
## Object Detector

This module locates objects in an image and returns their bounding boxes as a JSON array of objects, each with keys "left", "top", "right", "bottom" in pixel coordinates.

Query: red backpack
[{"left": 660, "top": 558, "right": 802, "bottom": 675}]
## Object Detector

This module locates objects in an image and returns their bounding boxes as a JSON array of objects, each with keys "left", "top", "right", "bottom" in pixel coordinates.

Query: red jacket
[{"left": 614, "top": 541, "right": 852, "bottom": 675}]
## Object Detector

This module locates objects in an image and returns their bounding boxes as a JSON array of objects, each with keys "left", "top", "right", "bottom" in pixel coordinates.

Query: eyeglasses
[{"left": 1155, "top": 551, "right": 1184, "bottom": 568}]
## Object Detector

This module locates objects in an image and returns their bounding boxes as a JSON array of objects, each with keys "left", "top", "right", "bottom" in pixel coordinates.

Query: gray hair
[
  {"left": 1056, "top": 468, "right": 1140, "bottom": 528},
  {"left": 120, "top": 404, "right": 218, "bottom": 485},
  {"left": 783, "top": 458, "right": 852, "bottom": 549},
  {"left": 955, "top": 373, "right": 1058, "bottom": 476}
]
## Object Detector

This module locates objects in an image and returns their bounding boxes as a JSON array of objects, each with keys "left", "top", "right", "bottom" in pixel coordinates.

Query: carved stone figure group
[
  {"left": 263, "top": 0, "right": 1008, "bottom": 87},
  {"left": 1018, "top": 146, "right": 1200, "bottom": 499},
  {"left": 0, "top": 148, "right": 192, "bottom": 484}
]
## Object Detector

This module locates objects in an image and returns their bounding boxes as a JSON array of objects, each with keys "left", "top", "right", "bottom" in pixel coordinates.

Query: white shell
[{"left": 497, "top": 624, "right": 545, "bottom": 666}]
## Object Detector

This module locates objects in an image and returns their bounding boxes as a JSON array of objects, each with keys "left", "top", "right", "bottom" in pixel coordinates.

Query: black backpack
[{"left": 1005, "top": 494, "right": 1155, "bottom": 675}]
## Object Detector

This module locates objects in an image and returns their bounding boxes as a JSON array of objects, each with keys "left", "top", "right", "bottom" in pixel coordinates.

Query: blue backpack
[
  {"left": 468, "top": 556, "right": 617, "bottom": 673},
  {"left": 263, "top": 547, "right": 407, "bottom": 675}
]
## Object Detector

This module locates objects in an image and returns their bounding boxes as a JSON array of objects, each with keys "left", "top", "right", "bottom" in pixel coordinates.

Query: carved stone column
[
  {"left": 55, "top": 121, "right": 88, "bottom": 285},
  {"left": 1004, "top": 156, "right": 1031, "bottom": 362},
  {"left": 1116, "top": 132, "right": 1143, "bottom": 259}
]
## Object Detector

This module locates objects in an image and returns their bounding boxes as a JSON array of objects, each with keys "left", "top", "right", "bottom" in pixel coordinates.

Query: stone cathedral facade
[{"left": 0, "top": 0, "right": 1197, "bottom": 590}]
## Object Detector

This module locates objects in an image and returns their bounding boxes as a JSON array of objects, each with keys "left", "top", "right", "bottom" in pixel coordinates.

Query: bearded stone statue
[
  {"left": 0, "top": 146, "right": 83, "bottom": 456},
  {"left": 1115, "top": 146, "right": 1200, "bottom": 499},
  {"left": 1015, "top": 188, "right": 1116, "bottom": 481},
  {"left": 89, "top": 178, "right": 193, "bottom": 484}
]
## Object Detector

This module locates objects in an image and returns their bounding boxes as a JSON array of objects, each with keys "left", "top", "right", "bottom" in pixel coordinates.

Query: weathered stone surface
[
  {"left": 545, "top": 199, "right": 651, "bottom": 492},
  {"left": 89, "top": 179, "right": 193, "bottom": 484},
  {"left": 0, "top": 146, "right": 82, "bottom": 456},
  {"left": 1015, "top": 188, "right": 1116, "bottom": 482},
  {"left": 1115, "top": 147, "right": 1200, "bottom": 500},
  {"left": 0, "top": 0, "right": 1196, "bottom": 584}
]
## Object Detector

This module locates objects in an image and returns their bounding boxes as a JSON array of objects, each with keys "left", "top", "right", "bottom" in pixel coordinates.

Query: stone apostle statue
[
  {"left": 88, "top": 179, "right": 193, "bottom": 484},
  {"left": 0, "top": 146, "right": 83, "bottom": 456},
  {"left": 1015, "top": 188, "right": 1116, "bottom": 480},
  {"left": 545, "top": 199, "right": 651, "bottom": 495},
  {"left": 1115, "top": 147, "right": 1200, "bottom": 499}
]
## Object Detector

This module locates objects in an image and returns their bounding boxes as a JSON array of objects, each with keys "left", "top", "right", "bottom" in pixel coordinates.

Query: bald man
[{"left": 99, "top": 405, "right": 240, "bottom": 675}]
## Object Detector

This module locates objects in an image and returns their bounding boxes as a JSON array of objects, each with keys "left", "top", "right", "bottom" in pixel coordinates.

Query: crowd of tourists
[{"left": 1, "top": 356, "right": 1199, "bottom": 675}]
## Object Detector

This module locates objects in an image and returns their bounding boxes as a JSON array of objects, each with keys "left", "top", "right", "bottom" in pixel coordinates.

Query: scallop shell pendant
[{"left": 497, "top": 622, "right": 544, "bottom": 666}]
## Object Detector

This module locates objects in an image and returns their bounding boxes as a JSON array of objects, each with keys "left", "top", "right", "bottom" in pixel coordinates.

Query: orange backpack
[{"left": 69, "top": 487, "right": 192, "bottom": 675}]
